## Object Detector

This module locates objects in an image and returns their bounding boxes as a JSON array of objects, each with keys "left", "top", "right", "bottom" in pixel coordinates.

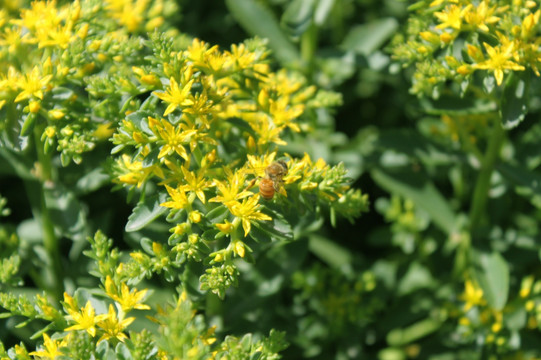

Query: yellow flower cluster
[
  {"left": 110, "top": 37, "right": 365, "bottom": 297},
  {"left": 0, "top": 0, "right": 178, "bottom": 164},
  {"left": 112, "top": 38, "right": 339, "bottom": 238},
  {"left": 28, "top": 278, "right": 150, "bottom": 359},
  {"left": 455, "top": 279, "right": 509, "bottom": 348},
  {"left": 393, "top": 0, "right": 541, "bottom": 93},
  {"left": 62, "top": 277, "right": 149, "bottom": 342}
]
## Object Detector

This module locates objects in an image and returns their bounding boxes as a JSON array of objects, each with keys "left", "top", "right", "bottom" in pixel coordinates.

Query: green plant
[{"left": 0, "top": 0, "right": 367, "bottom": 358}]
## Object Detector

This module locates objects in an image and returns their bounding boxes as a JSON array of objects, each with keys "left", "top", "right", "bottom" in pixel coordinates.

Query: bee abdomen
[{"left": 259, "top": 178, "right": 275, "bottom": 200}]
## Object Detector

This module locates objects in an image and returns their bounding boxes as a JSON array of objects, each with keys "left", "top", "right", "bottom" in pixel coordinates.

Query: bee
[{"left": 249, "top": 160, "right": 288, "bottom": 200}]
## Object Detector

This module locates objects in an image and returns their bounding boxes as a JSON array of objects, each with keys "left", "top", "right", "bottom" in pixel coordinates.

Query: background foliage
[{"left": 2, "top": 0, "right": 541, "bottom": 359}]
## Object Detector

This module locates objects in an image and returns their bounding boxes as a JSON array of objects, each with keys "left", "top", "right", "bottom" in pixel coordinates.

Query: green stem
[
  {"left": 468, "top": 119, "right": 505, "bottom": 233},
  {"left": 33, "top": 126, "right": 63, "bottom": 301},
  {"left": 300, "top": 22, "right": 317, "bottom": 78}
]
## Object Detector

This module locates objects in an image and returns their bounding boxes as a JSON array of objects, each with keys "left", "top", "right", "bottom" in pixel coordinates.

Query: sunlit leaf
[{"left": 126, "top": 192, "right": 168, "bottom": 232}]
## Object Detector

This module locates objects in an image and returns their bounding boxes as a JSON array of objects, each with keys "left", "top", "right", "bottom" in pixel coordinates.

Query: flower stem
[
  {"left": 468, "top": 119, "right": 505, "bottom": 233},
  {"left": 301, "top": 22, "right": 317, "bottom": 78},
  {"left": 33, "top": 125, "right": 63, "bottom": 301}
]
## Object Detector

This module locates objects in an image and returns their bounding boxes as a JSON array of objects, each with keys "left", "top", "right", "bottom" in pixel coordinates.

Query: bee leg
[{"left": 246, "top": 177, "right": 259, "bottom": 190}]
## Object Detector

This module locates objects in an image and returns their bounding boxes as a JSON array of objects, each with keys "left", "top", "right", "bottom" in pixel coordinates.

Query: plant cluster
[
  {"left": 5, "top": 0, "right": 541, "bottom": 358},
  {"left": 0, "top": 0, "right": 367, "bottom": 358}
]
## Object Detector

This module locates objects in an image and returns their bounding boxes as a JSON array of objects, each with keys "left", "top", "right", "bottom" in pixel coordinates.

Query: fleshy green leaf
[
  {"left": 497, "top": 162, "right": 541, "bottom": 197},
  {"left": 282, "top": 0, "right": 316, "bottom": 37},
  {"left": 308, "top": 234, "right": 351, "bottom": 269},
  {"left": 314, "top": 0, "right": 335, "bottom": 25},
  {"left": 225, "top": 0, "right": 301, "bottom": 67},
  {"left": 471, "top": 250, "right": 509, "bottom": 311},
  {"left": 20, "top": 113, "right": 37, "bottom": 137},
  {"left": 126, "top": 192, "right": 168, "bottom": 232},
  {"left": 371, "top": 168, "right": 456, "bottom": 234},
  {"left": 205, "top": 205, "right": 229, "bottom": 224},
  {"left": 419, "top": 95, "right": 497, "bottom": 116},
  {"left": 386, "top": 318, "right": 442, "bottom": 347},
  {"left": 75, "top": 167, "right": 110, "bottom": 194},
  {"left": 44, "top": 183, "right": 88, "bottom": 242},
  {"left": 252, "top": 211, "right": 293, "bottom": 242},
  {"left": 501, "top": 73, "right": 528, "bottom": 129},
  {"left": 340, "top": 18, "right": 398, "bottom": 55}
]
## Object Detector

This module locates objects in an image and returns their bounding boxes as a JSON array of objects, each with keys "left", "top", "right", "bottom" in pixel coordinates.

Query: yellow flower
[
  {"left": 254, "top": 120, "right": 287, "bottom": 146},
  {"left": 44, "top": 126, "right": 56, "bottom": 138},
  {"left": 132, "top": 66, "right": 161, "bottom": 87},
  {"left": 232, "top": 240, "right": 246, "bottom": 257},
  {"left": 473, "top": 41, "right": 525, "bottom": 85},
  {"left": 229, "top": 194, "right": 272, "bottom": 236},
  {"left": 114, "top": 154, "right": 162, "bottom": 188},
  {"left": 178, "top": 165, "right": 212, "bottom": 204},
  {"left": 464, "top": 0, "right": 500, "bottom": 32},
  {"left": 160, "top": 185, "right": 190, "bottom": 210},
  {"left": 419, "top": 31, "right": 440, "bottom": 45},
  {"left": 105, "top": 277, "right": 150, "bottom": 312},
  {"left": 154, "top": 75, "right": 195, "bottom": 116},
  {"left": 186, "top": 38, "right": 220, "bottom": 70},
  {"left": 29, "top": 333, "right": 66, "bottom": 359},
  {"left": 435, "top": 4, "right": 472, "bottom": 30},
  {"left": 269, "top": 96, "right": 303, "bottom": 132},
  {"left": 97, "top": 304, "right": 135, "bottom": 343},
  {"left": 215, "top": 220, "right": 235, "bottom": 234},
  {"left": 189, "top": 210, "right": 203, "bottom": 223},
  {"left": 245, "top": 152, "right": 274, "bottom": 176},
  {"left": 14, "top": 66, "right": 53, "bottom": 103},
  {"left": 173, "top": 222, "right": 190, "bottom": 235},
  {"left": 106, "top": 0, "right": 147, "bottom": 32},
  {"left": 459, "top": 279, "right": 486, "bottom": 311},
  {"left": 522, "top": 10, "right": 541, "bottom": 38},
  {"left": 48, "top": 109, "right": 65, "bottom": 120},
  {"left": 28, "top": 100, "right": 41, "bottom": 113},
  {"left": 148, "top": 116, "right": 196, "bottom": 160},
  {"left": 210, "top": 168, "right": 253, "bottom": 206},
  {"left": 65, "top": 300, "right": 107, "bottom": 337},
  {"left": 0, "top": 26, "right": 23, "bottom": 53},
  {"left": 35, "top": 20, "right": 75, "bottom": 49},
  {"left": 226, "top": 43, "right": 257, "bottom": 70}
]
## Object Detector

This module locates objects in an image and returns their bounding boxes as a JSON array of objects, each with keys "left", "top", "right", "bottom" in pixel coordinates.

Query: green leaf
[
  {"left": 497, "top": 162, "right": 541, "bottom": 197},
  {"left": 282, "top": 0, "right": 316, "bottom": 37},
  {"left": 371, "top": 168, "right": 456, "bottom": 234},
  {"left": 386, "top": 318, "right": 442, "bottom": 347},
  {"left": 501, "top": 72, "right": 528, "bottom": 129},
  {"left": 0, "top": 148, "right": 34, "bottom": 180},
  {"left": 51, "top": 86, "right": 75, "bottom": 101},
  {"left": 340, "top": 18, "right": 398, "bottom": 55},
  {"left": 75, "top": 167, "right": 110, "bottom": 194},
  {"left": 126, "top": 110, "right": 155, "bottom": 135},
  {"left": 44, "top": 183, "right": 88, "bottom": 242},
  {"left": 115, "top": 343, "right": 133, "bottom": 360},
  {"left": 419, "top": 95, "right": 497, "bottom": 116},
  {"left": 125, "top": 192, "right": 168, "bottom": 232},
  {"left": 308, "top": 234, "right": 351, "bottom": 269},
  {"left": 142, "top": 146, "right": 160, "bottom": 167},
  {"left": 252, "top": 211, "right": 293, "bottom": 242},
  {"left": 20, "top": 113, "right": 37, "bottom": 137},
  {"left": 471, "top": 250, "right": 509, "bottom": 311},
  {"left": 225, "top": 0, "right": 301, "bottom": 67},
  {"left": 140, "top": 237, "right": 154, "bottom": 254},
  {"left": 205, "top": 205, "right": 229, "bottom": 224},
  {"left": 397, "top": 262, "right": 434, "bottom": 296},
  {"left": 201, "top": 229, "right": 220, "bottom": 241},
  {"left": 314, "top": 0, "right": 335, "bottom": 25}
]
